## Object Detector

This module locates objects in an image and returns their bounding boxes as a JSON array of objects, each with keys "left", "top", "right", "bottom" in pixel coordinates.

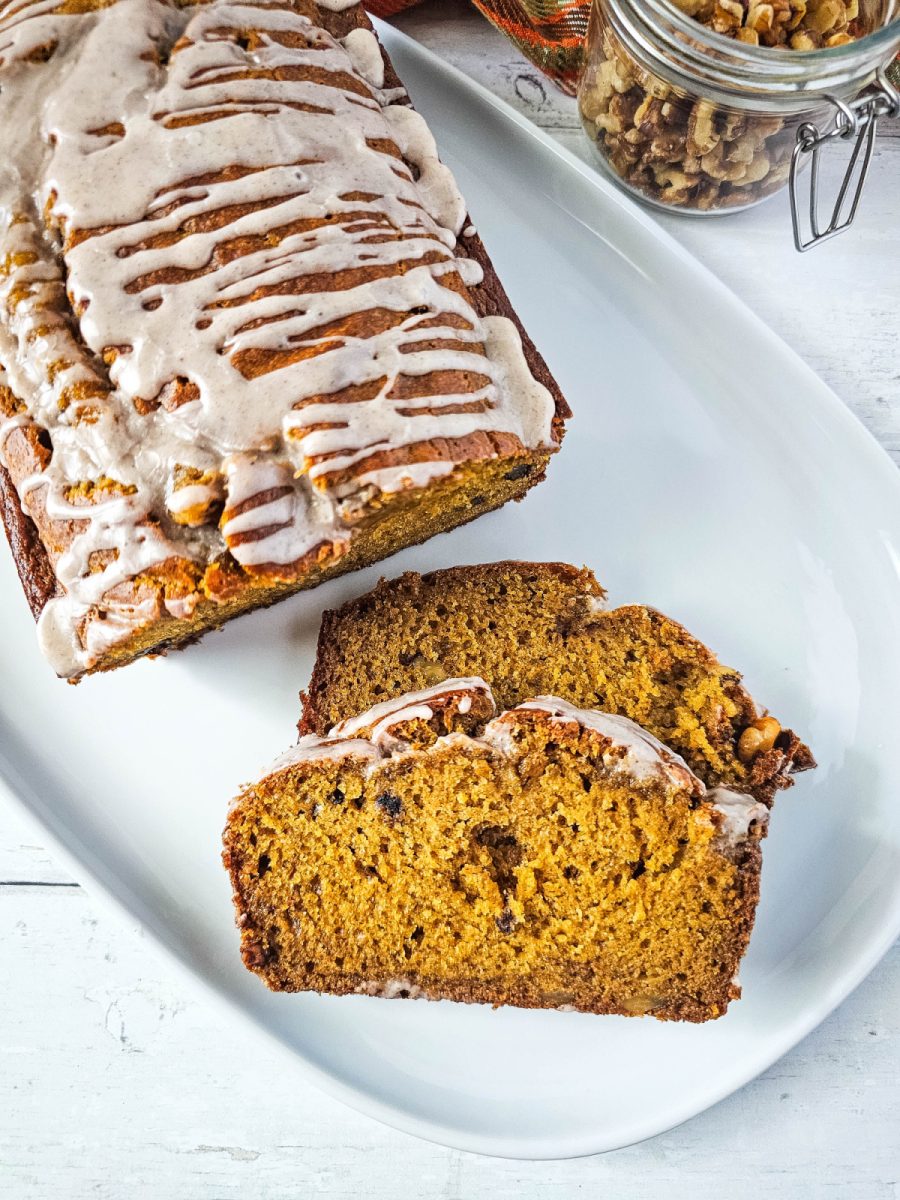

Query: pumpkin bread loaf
[
  {"left": 0, "top": 0, "right": 566, "bottom": 679},
  {"left": 225, "top": 679, "right": 772, "bottom": 1020},
  {"left": 303, "top": 562, "right": 814, "bottom": 804}
]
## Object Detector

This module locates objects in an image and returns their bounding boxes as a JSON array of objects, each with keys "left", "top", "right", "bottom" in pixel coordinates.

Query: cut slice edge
[{"left": 226, "top": 678, "right": 769, "bottom": 1022}]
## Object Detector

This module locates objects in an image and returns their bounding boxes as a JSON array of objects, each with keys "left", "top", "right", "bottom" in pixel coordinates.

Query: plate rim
[{"left": 2, "top": 17, "right": 899, "bottom": 1161}]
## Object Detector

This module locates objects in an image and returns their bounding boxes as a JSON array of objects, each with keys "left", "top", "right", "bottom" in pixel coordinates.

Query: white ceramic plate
[{"left": 2, "top": 21, "right": 899, "bottom": 1161}]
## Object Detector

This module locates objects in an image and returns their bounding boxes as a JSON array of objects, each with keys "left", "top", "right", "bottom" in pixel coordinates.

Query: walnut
[
  {"left": 747, "top": 3, "right": 776, "bottom": 32},
  {"left": 609, "top": 90, "right": 641, "bottom": 127},
  {"left": 579, "top": 84, "right": 609, "bottom": 123},
  {"left": 790, "top": 28, "right": 823, "bottom": 47},
  {"left": 712, "top": 0, "right": 745, "bottom": 34},
  {"left": 807, "top": 0, "right": 847, "bottom": 32},
  {"left": 655, "top": 165, "right": 696, "bottom": 203},
  {"left": 669, "top": 0, "right": 717, "bottom": 16},
  {"left": 742, "top": 151, "right": 772, "bottom": 183},
  {"left": 723, "top": 137, "right": 758, "bottom": 165},
  {"left": 596, "top": 111, "right": 624, "bottom": 134},
  {"left": 701, "top": 142, "right": 751, "bottom": 182},
  {"left": 738, "top": 716, "right": 782, "bottom": 762},
  {"left": 786, "top": 0, "right": 808, "bottom": 29},
  {"left": 686, "top": 100, "right": 720, "bottom": 156},
  {"left": 648, "top": 131, "right": 689, "bottom": 162}
]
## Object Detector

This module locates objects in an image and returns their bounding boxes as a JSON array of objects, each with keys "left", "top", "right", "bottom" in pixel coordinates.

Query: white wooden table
[{"left": 2, "top": 4, "right": 898, "bottom": 1192}]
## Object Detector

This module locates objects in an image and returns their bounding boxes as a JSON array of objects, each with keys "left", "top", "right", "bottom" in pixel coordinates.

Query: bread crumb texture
[
  {"left": 225, "top": 691, "right": 765, "bottom": 1022},
  {"left": 305, "top": 561, "right": 813, "bottom": 803}
]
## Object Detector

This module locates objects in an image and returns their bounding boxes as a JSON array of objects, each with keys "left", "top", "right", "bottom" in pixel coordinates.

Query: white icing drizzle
[
  {"left": 247, "top": 685, "right": 765, "bottom": 859},
  {"left": 267, "top": 734, "right": 381, "bottom": 774},
  {"left": 256, "top": 677, "right": 493, "bottom": 780},
  {"left": 0, "top": 0, "right": 66, "bottom": 67},
  {"left": 0, "top": 0, "right": 556, "bottom": 676},
  {"left": 330, "top": 675, "right": 493, "bottom": 747},
  {"left": 502, "top": 697, "right": 699, "bottom": 791},
  {"left": 356, "top": 977, "right": 426, "bottom": 999},
  {"left": 381, "top": 103, "right": 467, "bottom": 237},
  {"left": 167, "top": 479, "right": 221, "bottom": 518},
  {"left": 341, "top": 27, "right": 383, "bottom": 90},
  {"left": 705, "top": 786, "right": 769, "bottom": 845},
  {"left": 351, "top": 458, "right": 455, "bottom": 498},
  {"left": 0, "top": 410, "right": 30, "bottom": 449}
]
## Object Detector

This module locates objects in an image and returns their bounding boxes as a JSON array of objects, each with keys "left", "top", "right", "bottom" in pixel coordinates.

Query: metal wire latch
[{"left": 789, "top": 67, "right": 899, "bottom": 252}]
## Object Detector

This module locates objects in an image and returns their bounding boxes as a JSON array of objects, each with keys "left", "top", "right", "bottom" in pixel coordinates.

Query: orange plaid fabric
[{"left": 367, "top": 0, "right": 592, "bottom": 92}]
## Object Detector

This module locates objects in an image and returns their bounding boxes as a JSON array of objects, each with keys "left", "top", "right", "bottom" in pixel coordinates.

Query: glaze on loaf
[{"left": 0, "top": 0, "right": 568, "bottom": 678}]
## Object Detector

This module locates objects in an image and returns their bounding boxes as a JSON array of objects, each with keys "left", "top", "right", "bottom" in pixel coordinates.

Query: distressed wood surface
[{"left": 2, "top": 3, "right": 899, "bottom": 1193}]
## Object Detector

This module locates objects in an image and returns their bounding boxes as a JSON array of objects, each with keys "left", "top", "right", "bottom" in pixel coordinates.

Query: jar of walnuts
[{"left": 577, "top": 0, "right": 900, "bottom": 239}]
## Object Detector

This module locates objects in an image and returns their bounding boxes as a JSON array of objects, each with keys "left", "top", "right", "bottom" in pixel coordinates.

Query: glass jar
[{"left": 577, "top": 0, "right": 900, "bottom": 232}]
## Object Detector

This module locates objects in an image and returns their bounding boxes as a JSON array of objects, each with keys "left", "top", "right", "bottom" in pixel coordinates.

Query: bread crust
[{"left": 0, "top": 462, "right": 57, "bottom": 618}]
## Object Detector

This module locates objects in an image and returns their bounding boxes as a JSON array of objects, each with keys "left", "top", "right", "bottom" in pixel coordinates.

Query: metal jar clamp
[{"left": 789, "top": 66, "right": 900, "bottom": 252}]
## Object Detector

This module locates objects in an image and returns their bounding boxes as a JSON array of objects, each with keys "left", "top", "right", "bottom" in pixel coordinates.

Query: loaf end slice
[{"left": 303, "top": 561, "right": 814, "bottom": 804}]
